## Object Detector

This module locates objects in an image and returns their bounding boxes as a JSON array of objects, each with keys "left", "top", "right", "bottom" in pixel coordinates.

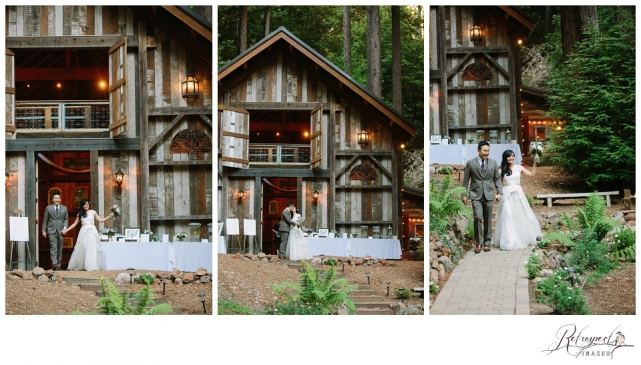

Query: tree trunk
[
  {"left": 193, "top": 6, "right": 212, "bottom": 24},
  {"left": 392, "top": 6, "right": 402, "bottom": 113},
  {"left": 560, "top": 6, "right": 581, "bottom": 59},
  {"left": 264, "top": 6, "right": 271, "bottom": 37},
  {"left": 343, "top": 6, "right": 352, "bottom": 75},
  {"left": 580, "top": 6, "right": 599, "bottom": 37},
  {"left": 544, "top": 6, "right": 553, "bottom": 36},
  {"left": 239, "top": 6, "right": 248, "bottom": 53},
  {"left": 366, "top": 6, "right": 381, "bottom": 97}
]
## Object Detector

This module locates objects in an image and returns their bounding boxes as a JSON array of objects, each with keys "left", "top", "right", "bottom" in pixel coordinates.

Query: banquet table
[
  {"left": 170, "top": 241, "right": 212, "bottom": 272},
  {"left": 305, "top": 237, "right": 401, "bottom": 259},
  {"left": 102, "top": 241, "right": 172, "bottom": 271},
  {"left": 430, "top": 143, "right": 522, "bottom": 165},
  {"left": 218, "top": 236, "right": 227, "bottom": 254}
]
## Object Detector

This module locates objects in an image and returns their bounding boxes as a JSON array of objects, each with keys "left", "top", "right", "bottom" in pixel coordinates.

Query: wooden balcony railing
[
  {"left": 249, "top": 144, "right": 311, "bottom": 165},
  {"left": 15, "top": 101, "right": 110, "bottom": 130}
]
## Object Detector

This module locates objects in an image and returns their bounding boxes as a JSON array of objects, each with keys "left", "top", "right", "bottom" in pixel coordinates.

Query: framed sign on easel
[
  {"left": 225, "top": 215, "right": 241, "bottom": 254},
  {"left": 243, "top": 214, "right": 257, "bottom": 254}
]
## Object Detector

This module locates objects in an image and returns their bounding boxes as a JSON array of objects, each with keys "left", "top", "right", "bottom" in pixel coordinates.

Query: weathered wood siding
[{"left": 5, "top": 6, "right": 122, "bottom": 36}]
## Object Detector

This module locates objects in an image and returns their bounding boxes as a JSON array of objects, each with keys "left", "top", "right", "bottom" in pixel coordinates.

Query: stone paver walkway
[{"left": 430, "top": 246, "right": 533, "bottom": 315}]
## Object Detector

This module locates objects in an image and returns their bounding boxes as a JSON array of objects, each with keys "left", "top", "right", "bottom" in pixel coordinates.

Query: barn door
[
  {"left": 220, "top": 106, "right": 250, "bottom": 168},
  {"left": 5, "top": 49, "right": 16, "bottom": 137},
  {"left": 108, "top": 37, "right": 128, "bottom": 137},
  {"left": 310, "top": 104, "right": 323, "bottom": 169}
]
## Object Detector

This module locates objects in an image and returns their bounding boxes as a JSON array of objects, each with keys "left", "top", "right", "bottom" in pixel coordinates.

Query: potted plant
[
  {"left": 175, "top": 231, "right": 187, "bottom": 242},
  {"left": 101, "top": 228, "right": 116, "bottom": 241},
  {"left": 466, "top": 137, "right": 475, "bottom": 144}
]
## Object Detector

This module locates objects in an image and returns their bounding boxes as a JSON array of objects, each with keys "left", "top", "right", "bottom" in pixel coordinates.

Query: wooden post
[
  {"left": 438, "top": 6, "right": 449, "bottom": 138},
  {"left": 26, "top": 151, "right": 37, "bottom": 268},
  {"left": 138, "top": 19, "right": 150, "bottom": 231},
  {"left": 254, "top": 176, "right": 262, "bottom": 252},
  {"left": 329, "top": 93, "right": 336, "bottom": 230}
]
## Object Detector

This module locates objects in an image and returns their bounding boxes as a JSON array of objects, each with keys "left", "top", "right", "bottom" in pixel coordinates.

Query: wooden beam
[
  {"left": 139, "top": 19, "right": 151, "bottom": 231},
  {"left": 249, "top": 123, "right": 308, "bottom": 131},
  {"left": 447, "top": 124, "right": 511, "bottom": 130},
  {"left": 148, "top": 114, "right": 185, "bottom": 149},
  {"left": 445, "top": 47, "right": 509, "bottom": 54},
  {"left": 147, "top": 106, "right": 212, "bottom": 116},
  {"left": 161, "top": 6, "right": 212, "bottom": 42},
  {"left": 16, "top": 68, "right": 109, "bottom": 81},
  {"left": 225, "top": 167, "right": 330, "bottom": 178},
  {"left": 5, "top": 138, "right": 140, "bottom": 151},
  {"left": 149, "top": 160, "right": 212, "bottom": 166},
  {"left": 447, "top": 85, "right": 510, "bottom": 91},
  {"left": 335, "top": 185, "right": 393, "bottom": 189},
  {"left": 150, "top": 215, "right": 213, "bottom": 220},
  {"left": 335, "top": 150, "right": 392, "bottom": 156},
  {"left": 6, "top": 36, "right": 124, "bottom": 49},
  {"left": 228, "top": 102, "right": 320, "bottom": 110},
  {"left": 26, "top": 151, "right": 37, "bottom": 268}
]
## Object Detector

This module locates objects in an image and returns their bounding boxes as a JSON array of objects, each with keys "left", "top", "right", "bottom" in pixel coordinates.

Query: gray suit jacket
[
  {"left": 42, "top": 204, "right": 69, "bottom": 235},
  {"left": 462, "top": 158, "right": 502, "bottom": 201},
  {"left": 279, "top": 208, "right": 294, "bottom": 232}
]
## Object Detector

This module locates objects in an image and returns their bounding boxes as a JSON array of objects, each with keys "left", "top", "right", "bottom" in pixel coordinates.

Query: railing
[
  {"left": 249, "top": 144, "right": 311, "bottom": 164},
  {"left": 15, "top": 101, "right": 110, "bottom": 130}
]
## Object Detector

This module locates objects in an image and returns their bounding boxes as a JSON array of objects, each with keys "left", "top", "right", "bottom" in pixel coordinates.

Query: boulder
[
  {"left": 114, "top": 273, "right": 130, "bottom": 284},
  {"left": 430, "top": 268, "right": 440, "bottom": 282},
  {"left": 38, "top": 274, "right": 50, "bottom": 282},
  {"left": 438, "top": 264, "right": 446, "bottom": 279},
  {"left": 32, "top": 267, "right": 45, "bottom": 276},
  {"left": 11, "top": 270, "right": 24, "bottom": 278},
  {"left": 399, "top": 305, "right": 424, "bottom": 315},
  {"left": 364, "top": 255, "right": 372, "bottom": 261},
  {"left": 392, "top": 302, "right": 406, "bottom": 315},
  {"left": 355, "top": 258, "right": 363, "bottom": 265},
  {"left": 261, "top": 258, "right": 269, "bottom": 262},
  {"left": 174, "top": 278, "right": 184, "bottom": 285},
  {"left": 258, "top": 252, "right": 266, "bottom": 259},
  {"left": 541, "top": 269, "right": 553, "bottom": 278},
  {"left": 170, "top": 269, "right": 183, "bottom": 280},
  {"left": 200, "top": 275, "right": 211, "bottom": 284},
  {"left": 311, "top": 257, "right": 322, "bottom": 265},
  {"left": 233, "top": 253, "right": 242, "bottom": 259},
  {"left": 624, "top": 213, "right": 636, "bottom": 221},
  {"left": 183, "top": 273, "right": 194, "bottom": 283},
  {"left": 196, "top": 267, "right": 208, "bottom": 276},
  {"left": 438, "top": 256, "right": 454, "bottom": 272}
]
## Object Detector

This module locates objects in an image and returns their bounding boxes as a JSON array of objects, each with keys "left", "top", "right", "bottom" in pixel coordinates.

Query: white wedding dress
[
  {"left": 285, "top": 214, "right": 313, "bottom": 261},
  {"left": 67, "top": 210, "right": 107, "bottom": 271},
  {"left": 492, "top": 165, "right": 542, "bottom": 251}
]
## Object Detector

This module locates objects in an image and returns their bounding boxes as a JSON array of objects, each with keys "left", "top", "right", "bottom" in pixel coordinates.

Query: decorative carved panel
[
  {"left": 170, "top": 129, "right": 213, "bottom": 154},
  {"left": 349, "top": 164, "right": 378, "bottom": 181},
  {"left": 462, "top": 63, "right": 493, "bottom": 81}
]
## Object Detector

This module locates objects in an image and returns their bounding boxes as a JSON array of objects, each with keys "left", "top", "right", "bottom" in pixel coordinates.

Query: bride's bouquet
[
  {"left": 529, "top": 141, "right": 544, "bottom": 163},
  {"left": 110, "top": 205, "right": 121, "bottom": 217}
]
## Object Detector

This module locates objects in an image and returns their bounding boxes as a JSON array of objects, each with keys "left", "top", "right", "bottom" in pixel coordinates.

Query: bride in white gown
[
  {"left": 285, "top": 209, "right": 313, "bottom": 261},
  {"left": 492, "top": 150, "right": 542, "bottom": 251},
  {"left": 64, "top": 199, "right": 113, "bottom": 271}
]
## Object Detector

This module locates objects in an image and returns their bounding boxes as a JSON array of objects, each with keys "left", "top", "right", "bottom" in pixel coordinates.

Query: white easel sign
[
  {"left": 243, "top": 219, "right": 256, "bottom": 236},
  {"left": 225, "top": 219, "right": 240, "bottom": 235},
  {"left": 9, "top": 217, "right": 30, "bottom": 241}
]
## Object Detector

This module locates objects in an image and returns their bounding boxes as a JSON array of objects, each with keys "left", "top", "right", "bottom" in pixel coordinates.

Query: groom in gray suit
[
  {"left": 41, "top": 193, "right": 69, "bottom": 269},
  {"left": 278, "top": 202, "right": 295, "bottom": 259},
  {"left": 462, "top": 141, "right": 502, "bottom": 253}
]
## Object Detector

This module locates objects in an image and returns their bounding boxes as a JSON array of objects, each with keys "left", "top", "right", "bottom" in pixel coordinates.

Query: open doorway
[
  {"left": 37, "top": 151, "right": 91, "bottom": 269},
  {"left": 261, "top": 177, "right": 297, "bottom": 255}
]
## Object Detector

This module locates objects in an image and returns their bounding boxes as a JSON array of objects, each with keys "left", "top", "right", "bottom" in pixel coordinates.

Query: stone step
[
  {"left": 356, "top": 308, "right": 395, "bottom": 315},
  {"left": 79, "top": 284, "right": 130, "bottom": 292},
  {"left": 64, "top": 277, "right": 100, "bottom": 284},
  {"left": 351, "top": 289, "right": 378, "bottom": 296},
  {"left": 355, "top": 302, "right": 390, "bottom": 309},
  {"left": 351, "top": 296, "right": 385, "bottom": 303}
]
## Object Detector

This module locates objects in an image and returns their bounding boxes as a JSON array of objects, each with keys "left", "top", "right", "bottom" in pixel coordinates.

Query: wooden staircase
[
  {"left": 286, "top": 263, "right": 394, "bottom": 315},
  {"left": 76, "top": 280, "right": 184, "bottom": 314}
]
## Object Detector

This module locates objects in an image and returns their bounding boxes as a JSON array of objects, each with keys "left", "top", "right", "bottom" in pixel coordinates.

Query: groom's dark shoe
[{"left": 474, "top": 244, "right": 481, "bottom": 254}]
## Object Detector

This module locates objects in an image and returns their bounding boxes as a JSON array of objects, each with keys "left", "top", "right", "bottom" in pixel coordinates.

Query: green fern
[
  {"left": 575, "top": 193, "right": 620, "bottom": 241},
  {"left": 272, "top": 261, "right": 358, "bottom": 314},
  {"left": 538, "top": 231, "right": 576, "bottom": 249},
  {"left": 429, "top": 175, "right": 471, "bottom": 233},
  {"left": 610, "top": 228, "right": 636, "bottom": 262},
  {"left": 91, "top": 276, "right": 173, "bottom": 315}
]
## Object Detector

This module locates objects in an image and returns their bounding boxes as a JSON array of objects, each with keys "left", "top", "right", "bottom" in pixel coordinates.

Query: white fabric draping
[
  {"left": 170, "top": 241, "right": 212, "bottom": 272},
  {"left": 218, "top": 236, "right": 227, "bottom": 253},
  {"left": 430, "top": 143, "right": 522, "bottom": 165},
  {"left": 305, "top": 237, "right": 401, "bottom": 259},
  {"left": 102, "top": 241, "right": 172, "bottom": 271}
]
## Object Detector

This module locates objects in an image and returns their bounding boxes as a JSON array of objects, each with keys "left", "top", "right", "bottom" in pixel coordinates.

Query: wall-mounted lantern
[
  {"left": 237, "top": 188, "right": 245, "bottom": 202},
  {"left": 312, "top": 190, "right": 320, "bottom": 202},
  {"left": 181, "top": 74, "right": 199, "bottom": 98},
  {"left": 470, "top": 25, "right": 483, "bottom": 44},
  {"left": 114, "top": 168, "right": 125, "bottom": 187},
  {"left": 5, "top": 170, "right": 9, "bottom": 185},
  {"left": 357, "top": 129, "right": 369, "bottom": 146}
]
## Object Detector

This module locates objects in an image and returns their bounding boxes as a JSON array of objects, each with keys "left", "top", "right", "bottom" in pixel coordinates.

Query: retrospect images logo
[{"left": 543, "top": 324, "right": 634, "bottom": 359}]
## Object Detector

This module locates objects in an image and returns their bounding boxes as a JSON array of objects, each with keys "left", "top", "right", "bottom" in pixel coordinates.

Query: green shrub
[
  {"left": 218, "top": 298, "right": 255, "bottom": 315},
  {"left": 429, "top": 175, "right": 471, "bottom": 234},
  {"left": 526, "top": 254, "right": 543, "bottom": 279},
  {"left": 134, "top": 273, "right": 156, "bottom": 285},
  {"left": 569, "top": 230, "right": 616, "bottom": 274},
  {"left": 324, "top": 258, "right": 338, "bottom": 267},
  {"left": 535, "top": 270, "right": 569, "bottom": 301},
  {"left": 437, "top": 166, "right": 453, "bottom": 174},
  {"left": 576, "top": 193, "right": 620, "bottom": 241},
  {"left": 265, "top": 300, "right": 325, "bottom": 315},
  {"left": 394, "top": 288, "right": 419, "bottom": 299},
  {"left": 610, "top": 227, "right": 636, "bottom": 262},
  {"left": 545, "top": 285, "right": 590, "bottom": 315},
  {"left": 429, "top": 282, "right": 439, "bottom": 294}
]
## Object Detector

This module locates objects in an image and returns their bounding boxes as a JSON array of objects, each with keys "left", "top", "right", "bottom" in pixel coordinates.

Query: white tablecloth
[
  {"left": 306, "top": 237, "right": 349, "bottom": 256},
  {"left": 102, "top": 241, "right": 172, "bottom": 271},
  {"left": 170, "top": 241, "right": 212, "bottom": 272},
  {"left": 430, "top": 144, "right": 522, "bottom": 165},
  {"left": 348, "top": 238, "right": 402, "bottom": 260},
  {"left": 304, "top": 237, "right": 401, "bottom": 259},
  {"left": 218, "top": 236, "right": 227, "bottom": 253}
]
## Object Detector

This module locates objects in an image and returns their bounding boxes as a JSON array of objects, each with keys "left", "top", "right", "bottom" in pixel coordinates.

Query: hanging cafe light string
[{"left": 37, "top": 153, "right": 90, "bottom": 174}]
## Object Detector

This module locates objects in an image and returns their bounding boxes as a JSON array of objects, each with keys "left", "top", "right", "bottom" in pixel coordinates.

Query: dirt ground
[
  {"left": 429, "top": 163, "right": 636, "bottom": 315},
  {"left": 5, "top": 269, "right": 213, "bottom": 315},
  {"left": 218, "top": 254, "right": 424, "bottom": 314}
]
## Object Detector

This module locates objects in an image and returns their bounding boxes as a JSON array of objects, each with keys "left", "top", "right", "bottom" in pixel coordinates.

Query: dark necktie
[
  {"left": 481, "top": 159, "right": 485, "bottom": 169},
  {"left": 55, "top": 205, "right": 59, "bottom": 212}
]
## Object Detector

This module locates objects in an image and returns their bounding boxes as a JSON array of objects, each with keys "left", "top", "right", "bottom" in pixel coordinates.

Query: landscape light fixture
[
  {"left": 114, "top": 168, "right": 125, "bottom": 187},
  {"left": 5, "top": 170, "right": 9, "bottom": 185},
  {"left": 365, "top": 271, "right": 371, "bottom": 285},
  {"left": 319, "top": 254, "right": 325, "bottom": 271},
  {"left": 470, "top": 25, "right": 482, "bottom": 44},
  {"left": 566, "top": 267, "right": 576, "bottom": 287},
  {"left": 357, "top": 129, "right": 369, "bottom": 146},
  {"left": 127, "top": 268, "right": 134, "bottom": 284},
  {"left": 198, "top": 293, "right": 207, "bottom": 314},
  {"left": 386, "top": 281, "right": 391, "bottom": 297},
  {"left": 181, "top": 74, "right": 199, "bottom": 98},
  {"left": 161, "top": 276, "right": 168, "bottom": 295},
  {"left": 399, "top": 287, "right": 406, "bottom": 304}
]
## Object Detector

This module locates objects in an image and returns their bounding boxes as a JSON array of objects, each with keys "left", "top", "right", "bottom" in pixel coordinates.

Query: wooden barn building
[
  {"left": 5, "top": 6, "right": 213, "bottom": 269},
  {"left": 218, "top": 27, "right": 416, "bottom": 254},
  {"left": 429, "top": 6, "right": 533, "bottom": 151}
]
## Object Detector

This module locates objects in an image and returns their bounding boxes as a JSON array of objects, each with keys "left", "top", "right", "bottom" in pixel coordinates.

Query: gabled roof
[
  {"left": 218, "top": 27, "right": 415, "bottom": 137},
  {"left": 163, "top": 6, "right": 212, "bottom": 42}
]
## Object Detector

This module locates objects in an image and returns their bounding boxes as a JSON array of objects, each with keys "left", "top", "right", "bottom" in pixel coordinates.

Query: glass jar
[
  {"left": 476, "top": 130, "right": 485, "bottom": 142},
  {"left": 489, "top": 130, "right": 498, "bottom": 144},
  {"left": 386, "top": 225, "right": 393, "bottom": 239},
  {"left": 189, "top": 222, "right": 201, "bottom": 240},
  {"left": 372, "top": 226, "right": 381, "bottom": 239},
  {"left": 505, "top": 130, "right": 511, "bottom": 143},
  {"left": 360, "top": 225, "right": 369, "bottom": 238}
]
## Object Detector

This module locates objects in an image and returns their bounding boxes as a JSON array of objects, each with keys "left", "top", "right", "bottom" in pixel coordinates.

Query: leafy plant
[
  {"left": 429, "top": 175, "right": 471, "bottom": 234},
  {"left": 324, "top": 258, "right": 338, "bottom": 267},
  {"left": 134, "top": 273, "right": 156, "bottom": 285},
  {"left": 429, "top": 282, "right": 439, "bottom": 294},
  {"left": 72, "top": 277, "right": 173, "bottom": 315},
  {"left": 437, "top": 166, "right": 453, "bottom": 175},
  {"left": 575, "top": 193, "right": 620, "bottom": 241},
  {"left": 545, "top": 285, "right": 590, "bottom": 315},
  {"left": 394, "top": 288, "right": 419, "bottom": 299},
  {"left": 610, "top": 227, "right": 636, "bottom": 262},
  {"left": 526, "top": 254, "right": 543, "bottom": 279},
  {"left": 569, "top": 230, "right": 616, "bottom": 275},
  {"left": 270, "top": 261, "right": 357, "bottom": 315},
  {"left": 265, "top": 300, "right": 325, "bottom": 315},
  {"left": 218, "top": 298, "right": 255, "bottom": 315},
  {"left": 535, "top": 270, "right": 570, "bottom": 300}
]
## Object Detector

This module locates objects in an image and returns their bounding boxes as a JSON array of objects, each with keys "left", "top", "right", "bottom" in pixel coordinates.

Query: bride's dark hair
[
  {"left": 500, "top": 150, "right": 515, "bottom": 179},
  {"left": 78, "top": 199, "right": 91, "bottom": 218}
]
